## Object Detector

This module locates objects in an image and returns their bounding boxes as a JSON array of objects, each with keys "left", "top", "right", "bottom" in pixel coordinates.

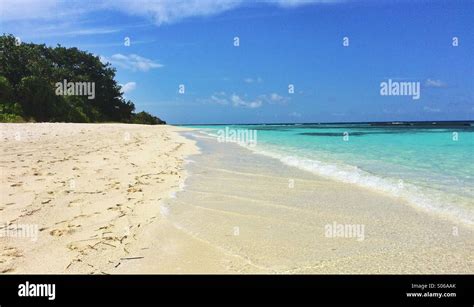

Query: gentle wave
[
  {"left": 252, "top": 147, "right": 474, "bottom": 226},
  {"left": 195, "top": 129, "right": 474, "bottom": 226}
]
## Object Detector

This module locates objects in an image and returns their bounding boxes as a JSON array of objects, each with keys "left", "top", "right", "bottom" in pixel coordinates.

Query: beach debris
[{"left": 119, "top": 256, "right": 144, "bottom": 261}]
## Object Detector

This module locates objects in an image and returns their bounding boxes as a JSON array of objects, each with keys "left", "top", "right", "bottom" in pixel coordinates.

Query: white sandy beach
[
  {"left": 0, "top": 123, "right": 473, "bottom": 274},
  {"left": 0, "top": 123, "right": 203, "bottom": 273}
]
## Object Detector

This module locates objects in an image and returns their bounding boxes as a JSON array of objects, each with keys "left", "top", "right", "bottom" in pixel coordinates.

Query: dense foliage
[{"left": 0, "top": 35, "right": 165, "bottom": 124}]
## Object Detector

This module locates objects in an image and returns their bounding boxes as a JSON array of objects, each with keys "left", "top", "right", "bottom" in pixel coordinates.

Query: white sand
[
  {"left": 0, "top": 123, "right": 211, "bottom": 273},
  {"left": 1, "top": 123, "right": 472, "bottom": 274}
]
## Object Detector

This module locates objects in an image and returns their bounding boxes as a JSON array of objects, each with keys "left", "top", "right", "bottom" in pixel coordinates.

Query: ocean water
[{"left": 185, "top": 122, "right": 474, "bottom": 225}]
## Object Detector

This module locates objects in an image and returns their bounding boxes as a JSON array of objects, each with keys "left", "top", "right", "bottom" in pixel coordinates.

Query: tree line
[{"left": 0, "top": 34, "right": 165, "bottom": 124}]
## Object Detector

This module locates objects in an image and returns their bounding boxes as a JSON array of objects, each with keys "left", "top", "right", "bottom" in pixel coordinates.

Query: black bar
[{"left": 0, "top": 275, "right": 472, "bottom": 306}]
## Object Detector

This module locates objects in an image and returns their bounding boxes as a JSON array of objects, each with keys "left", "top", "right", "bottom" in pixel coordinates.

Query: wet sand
[{"left": 156, "top": 131, "right": 474, "bottom": 273}]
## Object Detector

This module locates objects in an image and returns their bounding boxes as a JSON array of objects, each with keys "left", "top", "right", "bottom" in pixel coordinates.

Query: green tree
[
  {"left": 0, "top": 75, "right": 23, "bottom": 122},
  {"left": 18, "top": 76, "right": 60, "bottom": 121},
  {"left": 132, "top": 111, "right": 166, "bottom": 125},
  {"left": 0, "top": 34, "right": 166, "bottom": 124}
]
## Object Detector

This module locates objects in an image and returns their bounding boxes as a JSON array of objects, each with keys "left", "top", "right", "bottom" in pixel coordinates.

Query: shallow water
[
  {"left": 160, "top": 130, "right": 474, "bottom": 273},
  {"left": 189, "top": 123, "right": 474, "bottom": 225}
]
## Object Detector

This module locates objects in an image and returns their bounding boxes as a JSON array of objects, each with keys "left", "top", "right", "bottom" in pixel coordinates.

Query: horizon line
[{"left": 175, "top": 119, "right": 474, "bottom": 126}]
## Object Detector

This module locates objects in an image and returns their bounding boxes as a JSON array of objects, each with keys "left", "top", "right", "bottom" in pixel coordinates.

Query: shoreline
[
  {"left": 1, "top": 124, "right": 473, "bottom": 274},
  {"left": 246, "top": 146, "right": 474, "bottom": 229},
  {"left": 160, "top": 130, "right": 473, "bottom": 273},
  {"left": 197, "top": 126, "right": 474, "bottom": 229}
]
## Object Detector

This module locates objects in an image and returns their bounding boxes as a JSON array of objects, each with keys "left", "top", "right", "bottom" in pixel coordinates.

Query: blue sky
[{"left": 1, "top": 0, "right": 473, "bottom": 124}]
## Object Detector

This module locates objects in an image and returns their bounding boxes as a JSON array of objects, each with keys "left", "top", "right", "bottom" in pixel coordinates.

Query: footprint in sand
[
  {"left": 0, "top": 247, "right": 23, "bottom": 273},
  {"left": 49, "top": 224, "right": 80, "bottom": 237}
]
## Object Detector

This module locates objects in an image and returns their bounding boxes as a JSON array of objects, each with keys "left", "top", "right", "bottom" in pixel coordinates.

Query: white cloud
[
  {"left": 269, "top": 93, "right": 285, "bottom": 102},
  {"left": 101, "top": 54, "right": 163, "bottom": 72},
  {"left": 120, "top": 82, "right": 137, "bottom": 94},
  {"left": 108, "top": 0, "right": 341, "bottom": 25},
  {"left": 0, "top": 0, "right": 100, "bottom": 22},
  {"left": 0, "top": 0, "right": 61, "bottom": 21},
  {"left": 260, "top": 92, "right": 290, "bottom": 104},
  {"left": 210, "top": 92, "right": 229, "bottom": 105},
  {"left": 271, "top": 0, "right": 343, "bottom": 7},
  {"left": 27, "top": 27, "right": 121, "bottom": 38},
  {"left": 105, "top": 0, "right": 241, "bottom": 25},
  {"left": 1, "top": 0, "right": 341, "bottom": 24},
  {"left": 207, "top": 92, "right": 289, "bottom": 108},
  {"left": 62, "top": 28, "right": 120, "bottom": 36},
  {"left": 231, "top": 94, "right": 263, "bottom": 108},
  {"left": 425, "top": 79, "right": 447, "bottom": 88}
]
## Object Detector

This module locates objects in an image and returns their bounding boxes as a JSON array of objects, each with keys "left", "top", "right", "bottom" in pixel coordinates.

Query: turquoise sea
[{"left": 186, "top": 122, "right": 474, "bottom": 225}]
